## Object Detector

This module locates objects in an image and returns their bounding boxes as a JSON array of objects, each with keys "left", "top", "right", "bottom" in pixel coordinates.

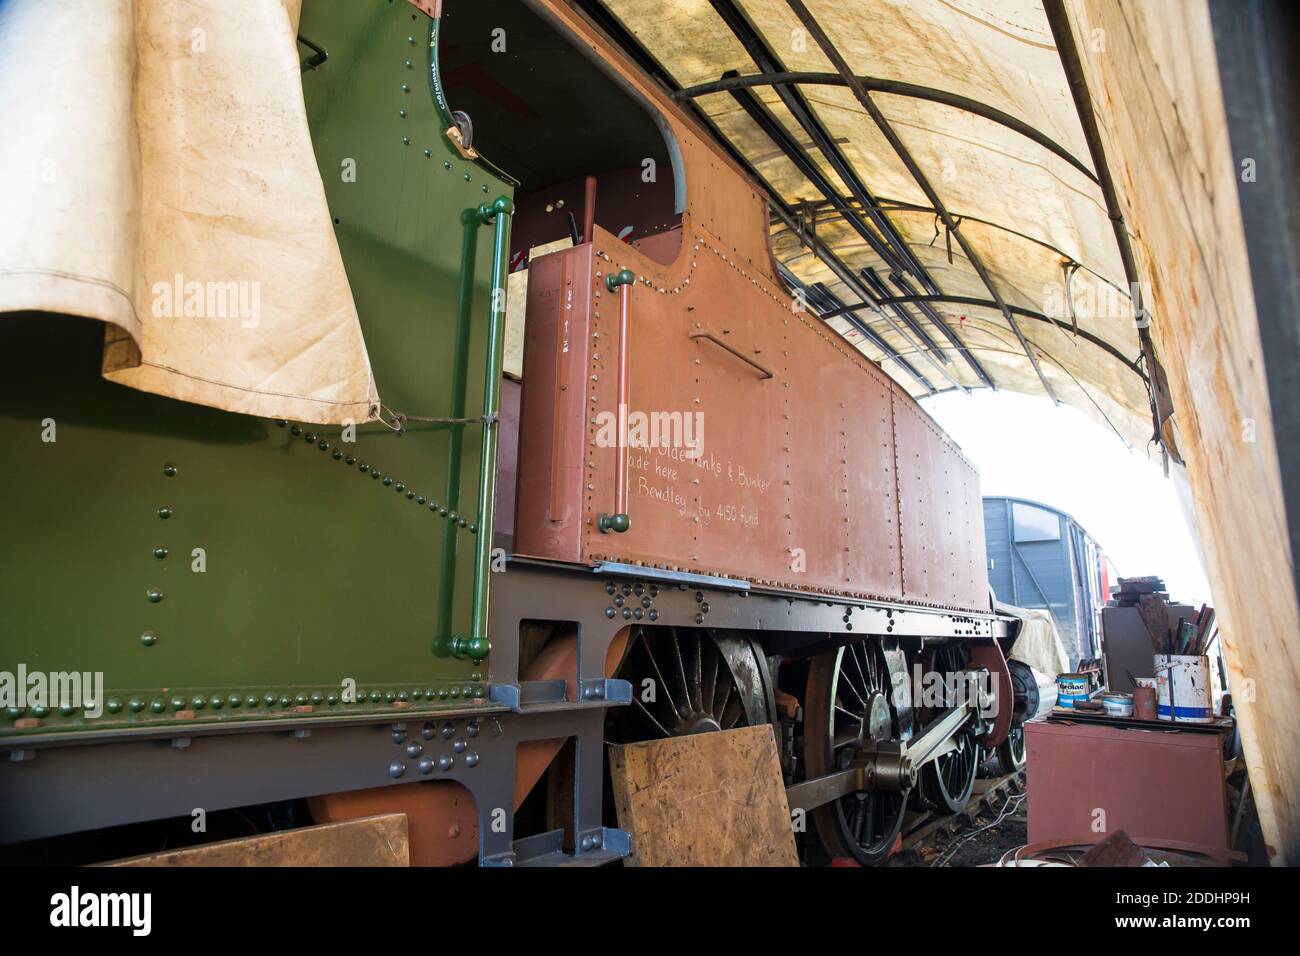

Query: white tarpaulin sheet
[
  {"left": 0, "top": 0, "right": 378, "bottom": 424},
  {"left": 1000, "top": 603, "right": 1071, "bottom": 678}
]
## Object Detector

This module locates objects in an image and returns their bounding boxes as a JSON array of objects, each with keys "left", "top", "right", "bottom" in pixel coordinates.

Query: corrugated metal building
[{"left": 983, "top": 496, "right": 1112, "bottom": 667}]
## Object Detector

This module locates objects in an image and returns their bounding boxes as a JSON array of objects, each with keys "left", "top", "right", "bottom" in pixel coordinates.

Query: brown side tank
[{"left": 512, "top": 0, "right": 987, "bottom": 615}]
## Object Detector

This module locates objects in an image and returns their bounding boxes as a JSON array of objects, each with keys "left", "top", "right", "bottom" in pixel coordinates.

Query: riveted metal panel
[
  {"left": 0, "top": 0, "right": 511, "bottom": 741},
  {"left": 515, "top": 245, "right": 595, "bottom": 563},
  {"left": 514, "top": 221, "right": 986, "bottom": 611},
  {"left": 892, "top": 391, "right": 988, "bottom": 610}
]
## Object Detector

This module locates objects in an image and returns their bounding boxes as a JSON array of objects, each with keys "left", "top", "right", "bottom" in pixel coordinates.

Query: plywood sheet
[
  {"left": 104, "top": 813, "right": 409, "bottom": 867},
  {"left": 1065, "top": 0, "right": 1300, "bottom": 865},
  {"left": 609, "top": 724, "right": 798, "bottom": 866}
]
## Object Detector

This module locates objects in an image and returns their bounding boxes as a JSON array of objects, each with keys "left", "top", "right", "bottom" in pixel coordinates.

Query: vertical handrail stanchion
[
  {"left": 452, "top": 195, "right": 513, "bottom": 666},
  {"left": 599, "top": 269, "right": 635, "bottom": 534}
]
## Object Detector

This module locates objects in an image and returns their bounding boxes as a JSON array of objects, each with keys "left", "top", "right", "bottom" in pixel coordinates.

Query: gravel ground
[
  {"left": 883, "top": 773, "right": 1029, "bottom": 867},
  {"left": 938, "top": 804, "right": 1028, "bottom": 867}
]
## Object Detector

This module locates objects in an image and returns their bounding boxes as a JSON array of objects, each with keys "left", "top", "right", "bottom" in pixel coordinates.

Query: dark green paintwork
[{"left": 0, "top": 0, "right": 514, "bottom": 736}]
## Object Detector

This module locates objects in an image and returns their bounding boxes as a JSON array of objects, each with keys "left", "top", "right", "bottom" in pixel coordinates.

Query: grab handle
[
  {"left": 599, "top": 269, "right": 635, "bottom": 534},
  {"left": 689, "top": 329, "right": 774, "bottom": 379},
  {"left": 452, "top": 195, "right": 513, "bottom": 665}
]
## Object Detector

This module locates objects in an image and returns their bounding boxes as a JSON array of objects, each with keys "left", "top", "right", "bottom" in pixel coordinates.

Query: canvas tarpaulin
[
  {"left": 0, "top": 0, "right": 378, "bottom": 425},
  {"left": 597, "top": 0, "right": 1155, "bottom": 451},
  {"left": 999, "top": 602, "right": 1071, "bottom": 679}
]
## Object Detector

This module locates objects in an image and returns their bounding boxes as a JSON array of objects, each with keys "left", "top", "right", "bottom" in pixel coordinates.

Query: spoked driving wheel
[
  {"left": 997, "top": 723, "right": 1027, "bottom": 774},
  {"left": 606, "top": 626, "right": 770, "bottom": 744},
  {"left": 918, "top": 643, "right": 979, "bottom": 814},
  {"left": 803, "top": 640, "right": 908, "bottom": 866}
]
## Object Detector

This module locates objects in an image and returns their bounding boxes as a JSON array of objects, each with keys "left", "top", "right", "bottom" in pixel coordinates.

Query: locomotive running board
[{"left": 593, "top": 561, "right": 751, "bottom": 591}]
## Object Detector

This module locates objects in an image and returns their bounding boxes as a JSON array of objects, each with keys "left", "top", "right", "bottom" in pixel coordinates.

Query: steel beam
[
  {"left": 707, "top": 0, "right": 935, "bottom": 291},
  {"left": 838, "top": 293, "right": 1149, "bottom": 382},
  {"left": 786, "top": 0, "right": 1060, "bottom": 404},
  {"left": 768, "top": 201, "right": 961, "bottom": 392},
  {"left": 786, "top": 269, "right": 935, "bottom": 392},
  {"left": 860, "top": 266, "right": 950, "bottom": 363},
  {"left": 890, "top": 273, "right": 997, "bottom": 389},
  {"left": 725, "top": 82, "right": 906, "bottom": 274},
  {"left": 673, "top": 70, "right": 1099, "bottom": 185},
  {"left": 1042, "top": 0, "right": 1169, "bottom": 446}
]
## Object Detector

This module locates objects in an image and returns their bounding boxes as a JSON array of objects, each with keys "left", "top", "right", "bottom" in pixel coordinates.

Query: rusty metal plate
[
  {"left": 1025, "top": 720, "right": 1229, "bottom": 851},
  {"left": 582, "top": 237, "right": 792, "bottom": 580},
  {"left": 515, "top": 245, "right": 594, "bottom": 563},
  {"left": 514, "top": 224, "right": 988, "bottom": 612},
  {"left": 891, "top": 392, "right": 988, "bottom": 610},
  {"left": 784, "top": 316, "right": 900, "bottom": 598},
  {"left": 407, "top": 0, "right": 442, "bottom": 20}
]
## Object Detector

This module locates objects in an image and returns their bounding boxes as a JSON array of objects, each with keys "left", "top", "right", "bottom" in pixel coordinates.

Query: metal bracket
[
  {"left": 580, "top": 678, "right": 631, "bottom": 704},
  {"left": 509, "top": 827, "right": 631, "bottom": 867},
  {"left": 487, "top": 679, "right": 630, "bottom": 713},
  {"left": 489, "top": 680, "right": 566, "bottom": 712}
]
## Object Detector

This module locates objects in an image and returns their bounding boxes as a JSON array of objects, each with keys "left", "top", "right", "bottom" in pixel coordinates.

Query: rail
[
  {"left": 452, "top": 195, "right": 513, "bottom": 665},
  {"left": 598, "top": 269, "right": 636, "bottom": 534}
]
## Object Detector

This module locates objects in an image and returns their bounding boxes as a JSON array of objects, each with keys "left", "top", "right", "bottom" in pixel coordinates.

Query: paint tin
[
  {"left": 1153, "top": 654, "right": 1213, "bottom": 723},
  {"left": 1056, "top": 673, "right": 1091, "bottom": 709},
  {"left": 1100, "top": 692, "right": 1134, "bottom": 717},
  {"left": 1133, "top": 683, "right": 1158, "bottom": 721}
]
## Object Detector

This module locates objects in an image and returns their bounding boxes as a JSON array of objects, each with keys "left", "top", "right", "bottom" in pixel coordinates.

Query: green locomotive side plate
[{"left": 0, "top": 0, "right": 514, "bottom": 738}]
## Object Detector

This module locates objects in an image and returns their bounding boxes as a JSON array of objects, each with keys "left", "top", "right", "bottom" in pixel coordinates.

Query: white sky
[{"left": 921, "top": 390, "right": 1212, "bottom": 607}]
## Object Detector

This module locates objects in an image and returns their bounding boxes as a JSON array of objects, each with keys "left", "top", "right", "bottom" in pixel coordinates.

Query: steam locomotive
[{"left": 0, "top": 0, "right": 1026, "bottom": 866}]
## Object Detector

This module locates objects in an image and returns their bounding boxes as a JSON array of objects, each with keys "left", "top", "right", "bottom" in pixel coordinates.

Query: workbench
[{"left": 1026, "top": 716, "right": 1230, "bottom": 852}]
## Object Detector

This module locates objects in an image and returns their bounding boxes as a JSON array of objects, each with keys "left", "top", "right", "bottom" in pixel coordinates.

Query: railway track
[{"left": 881, "top": 770, "right": 1026, "bottom": 867}]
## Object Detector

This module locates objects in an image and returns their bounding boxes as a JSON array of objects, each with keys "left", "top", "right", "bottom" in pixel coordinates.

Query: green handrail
[{"left": 451, "top": 196, "right": 514, "bottom": 665}]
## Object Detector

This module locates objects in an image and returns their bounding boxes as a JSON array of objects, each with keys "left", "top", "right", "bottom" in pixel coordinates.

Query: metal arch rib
[
  {"left": 705, "top": 0, "right": 931, "bottom": 288},
  {"left": 781, "top": 267, "right": 937, "bottom": 392},
  {"left": 768, "top": 205, "right": 966, "bottom": 393},
  {"left": 567, "top": 0, "right": 981, "bottom": 396},
  {"left": 672, "top": 71, "right": 1099, "bottom": 186},
  {"left": 703, "top": 0, "right": 991, "bottom": 392},
  {"left": 784, "top": 0, "right": 1061, "bottom": 405},
  {"left": 1041, "top": 0, "right": 1172, "bottom": 454},
  {"left": 820, "top": 293, "right": 1149, "bottom": 383}
]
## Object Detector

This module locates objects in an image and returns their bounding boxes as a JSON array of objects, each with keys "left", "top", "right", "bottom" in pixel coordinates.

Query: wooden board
[
  {"left": 103, "top": 813, "right": 409, "bottom": 867},
  {"left": 608, "top": 725, "right": 797, "bottom": 867},
  {"left": 1068, "top": 0, "right": 1300, "bottom": 865}
]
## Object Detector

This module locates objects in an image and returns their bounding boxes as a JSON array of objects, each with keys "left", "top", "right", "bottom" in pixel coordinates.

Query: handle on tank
[
  {"left": 451, "top": 195, "right": 514, "bottom": 665},
  {"left": 688, "top": 329, "right": 774, "bottom": 379},
  {"left": 598, "top": 269, "right": 636, "bottom": 534}
]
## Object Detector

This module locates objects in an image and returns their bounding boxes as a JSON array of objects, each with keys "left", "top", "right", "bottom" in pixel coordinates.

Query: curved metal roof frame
[
  {"left": 783, "top": 0, "right": 1059, "bottom": 402},
  {"left": 672, "top": 71, "right": 1100, "bottom": 186},
  {"left": 573, "top": 0, "right": 1163, "bottom": 449}
]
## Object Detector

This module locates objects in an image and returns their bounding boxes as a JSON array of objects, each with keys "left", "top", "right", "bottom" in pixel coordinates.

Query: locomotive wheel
[
  {"left": 919, "top": 644, "right": 979, "bottom": 814},
  {"left": 997, "top": 724, "right": 1027, "bottom": 774},
  {"left": 606, "top": 626, "right": 770, "bottom": 743},
  {"left": 804, "top": 640, "right": 908, "bottom": 866}
]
